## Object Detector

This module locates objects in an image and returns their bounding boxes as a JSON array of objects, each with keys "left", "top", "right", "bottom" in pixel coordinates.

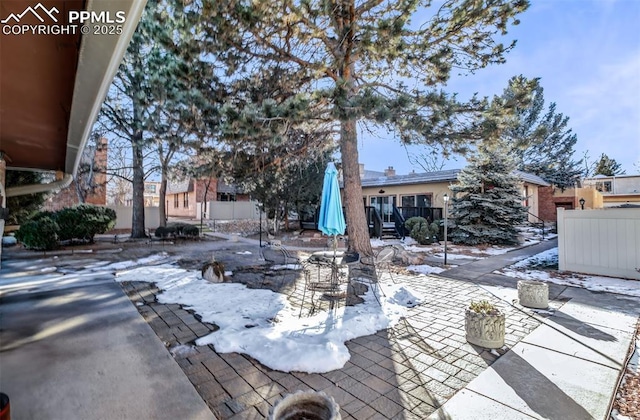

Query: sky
[{"left": 358, "top": 0, "right": 640, "bottom": 176}]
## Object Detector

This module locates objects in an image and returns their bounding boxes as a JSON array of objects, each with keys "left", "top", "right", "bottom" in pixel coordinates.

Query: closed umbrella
[{"left": 318, "top": 162, "right": 346, "bottom": 255}]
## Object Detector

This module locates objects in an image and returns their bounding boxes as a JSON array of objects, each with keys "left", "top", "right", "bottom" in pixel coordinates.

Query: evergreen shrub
[
  {"left": 15, "top": 217, "right": 59, "bottom": 250},
  {"left": 405, "top": 217, "right": 439, "bottom": 245}
]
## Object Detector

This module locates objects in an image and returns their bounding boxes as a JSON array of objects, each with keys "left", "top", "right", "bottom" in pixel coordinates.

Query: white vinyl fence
[
  {"left": 557, "top": 208, "right": 640, "bottom": 280},
  {"left": 199, "top": 200, "right": 261, "bottom": 220},
  {"left": 108, "top": 206, "right": 161, "bottom": 230}
]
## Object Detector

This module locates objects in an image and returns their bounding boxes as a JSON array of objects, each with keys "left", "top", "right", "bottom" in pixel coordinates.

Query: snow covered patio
[
  {"left": 2, "top": 234, "right": 638, "bottom": 419},
  {"left": 109, "top": 245, "right": 544, "bottom": 418}
]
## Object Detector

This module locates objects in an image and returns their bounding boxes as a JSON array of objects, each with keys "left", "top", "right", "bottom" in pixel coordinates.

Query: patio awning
[{"left": 0, "top": 0, "right": 146, "bottom": 177}]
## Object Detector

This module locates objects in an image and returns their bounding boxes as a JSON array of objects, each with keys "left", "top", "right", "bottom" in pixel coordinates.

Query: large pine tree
[
  {"left": 593, "top": 153, "right": 625, "bottom": 176},
  {"left": 501, "top": 76, "right": 582, "bottom": 190},
  {"left": 99, "top": 0, "right": 217, "bottom": 234},
  {"left": 193, "top": 0, "right": 529, "bottom": 255},
  {"left": 450, "top": 141, "right": 528, "bottom": 246}
]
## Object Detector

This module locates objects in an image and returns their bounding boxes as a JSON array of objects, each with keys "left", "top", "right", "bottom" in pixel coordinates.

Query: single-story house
[{"left": 358, "top": 166, "right": 549, "bottom": 224}]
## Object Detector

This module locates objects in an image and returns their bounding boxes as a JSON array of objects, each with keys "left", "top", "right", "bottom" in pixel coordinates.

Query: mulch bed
[{"left": 612, "top": 321, "right": 640, "bottom": 419}]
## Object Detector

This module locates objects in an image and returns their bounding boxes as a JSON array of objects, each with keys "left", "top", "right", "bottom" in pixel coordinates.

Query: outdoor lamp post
[
  {"left": 443, "top": 193, "right": 449, "bottom": 266},
  {"left": 579, "top": 197, "right": 585, "bottom": 210}
]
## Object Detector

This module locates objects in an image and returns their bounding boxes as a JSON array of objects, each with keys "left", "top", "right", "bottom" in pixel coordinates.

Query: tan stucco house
[{"left": 358, "top": 166, "right": 549, "bottom": 224}]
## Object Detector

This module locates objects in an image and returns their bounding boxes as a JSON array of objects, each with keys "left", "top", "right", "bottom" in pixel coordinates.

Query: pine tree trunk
[
  {"left": 159, "top": 177, "right": 167, "bottom": 227},
  {"left": 130, "top": 133, "right": 147, "bottom": 238},
  {"left": 340, "top": 119, "right": 373, "bottom": 256}
]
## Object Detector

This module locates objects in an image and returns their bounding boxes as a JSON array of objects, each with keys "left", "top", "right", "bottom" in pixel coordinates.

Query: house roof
[
  {"left": 360, "top": 169, "right": 550, "bottom": 188},
  {"left": 0, "top": 1, "right": 145, "bottom": 175},
  {"left": 217, "top": 179, "right": 244, "bottom": 194},
  {"left": 167, "top": 179, "right": 194, "bottom": 194},
  {"left": 514, "top": 170, "right": 550, "bottom": 187}
]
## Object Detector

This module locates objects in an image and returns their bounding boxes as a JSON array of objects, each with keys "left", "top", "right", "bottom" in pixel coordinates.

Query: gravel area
[{"left": 612, "top": 321, "right": 640, "bottom": 420}]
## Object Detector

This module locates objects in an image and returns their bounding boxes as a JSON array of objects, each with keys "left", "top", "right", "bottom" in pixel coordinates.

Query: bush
[
  {"left": 76, "top": 204, "right": 117, "bottom": 242},
  {"left": 154, "top": 223, "right": 199, "bottom": 238},
  {"left": 154, "top": 226, "right": 176, "bottom": 238},
  {"left": 15, "top": 217, "right": 59, "bottom": 250},
  {"left": 405, "top": 217, "right": 439, "bottom": 245},
  {"left": 15, "top": 205, "right": 116, "bottom": 248},
  {"left": 55, "top": 204, "right": 116, "bottom": 243},
  {"left": 56, "top": 207, "right": 84, "bottom": 241},
  {"left": 181, "top": 224, "right": 199, "bottom": 237}
]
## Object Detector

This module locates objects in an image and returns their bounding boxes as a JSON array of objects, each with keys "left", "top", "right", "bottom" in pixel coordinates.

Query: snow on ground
[
  {"left": 406, "top": 264, "right": 446, "bottom": 275},
  {"left": 499, "top": 248, "right": 640, "bottom": 298},
  {"left": 99, "top": 253, "right": 171, "bottom": 271},
  {"left": 271, "top": 264, "right": 303, "bottom": 271},
  {"left": 115, "top": 262, "right": 424, "bottom": 373}
]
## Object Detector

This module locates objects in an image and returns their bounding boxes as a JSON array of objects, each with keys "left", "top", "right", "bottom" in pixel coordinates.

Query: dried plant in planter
[
  {"left": 469, "top": 300, "right": 501, "bottom": 315},
  {"left": 466, "top": 300, "right": 505, "bottom": 348}
]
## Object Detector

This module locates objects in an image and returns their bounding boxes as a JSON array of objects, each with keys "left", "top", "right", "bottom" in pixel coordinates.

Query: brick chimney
[{"left": 384, "top": 166, "right": 396, "bottom": 177}]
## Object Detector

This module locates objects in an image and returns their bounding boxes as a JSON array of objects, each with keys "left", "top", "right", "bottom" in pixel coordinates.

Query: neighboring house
[
  {"left": 538, "top": 174, "right": 640, "bottom": 221},
  {"left": 582, "top": 174, "right": 640, "bottom": 208},
  {"left": 43, "top": 138, "right": 108, "bottom": 211},
  {"left": 165, "top": 178, "right": 249, "bottom": 219},
  {"left": 143, "top": 181, "right": 161, "bottom": 207},
  {"left": 358, "top": 166, "right": 549, "bottom": 224}
]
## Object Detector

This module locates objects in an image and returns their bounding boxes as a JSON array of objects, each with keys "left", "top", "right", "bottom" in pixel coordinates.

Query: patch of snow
[
  {"left": 2, "top": 236, "right": 17, "bottom": 246},
  {"left": 224, "top": 271, "right": 233, "bottom": 277},
  {"left": 469, "top": 246, "right": 516, "bottom": 256},
  {"left": 629, "top": 338, "right": 639, "bottom": 374},
  {"left": 611, "top": 409, "right": 633, "bottom": 420},
  {"left": 406, "top": 265, "right": 446, "bottom": 275},
  {"left": 235, "top": 251, "right": 252, "bottom": 255},
  {"left": 115, "top": 264, "right": 425, "bottom": 373},
  {"left": 370, "top": 238, "right": 386, "bottom": 248},
  {"left": 271, "top": 264, "right": 303, "bottom": 271},
  {"left": 511, "top": 248, "right": 558, "bottom": 268},
  {"left": 500, "top": 248, "right": 640, "bottom": 298},
  {"left": 169, "top": 344, "right": 198, "bottom": 358},
  {"left": 102, "top": 253, "right": 170, "bottom": 271}
]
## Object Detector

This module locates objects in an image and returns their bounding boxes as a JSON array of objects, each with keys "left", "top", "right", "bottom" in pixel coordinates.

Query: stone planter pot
[
  {"left": 270, "top": 391, "right": 341, "bottom": 420},
  {"left": 465, "top": 309, "right": 505, "bottom": 349},
  {"left": 518, "top": 280, "right": 549, "bottom": 309}
]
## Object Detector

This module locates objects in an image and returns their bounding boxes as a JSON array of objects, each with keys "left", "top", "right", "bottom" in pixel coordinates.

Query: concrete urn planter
[
  {"left": 270, "top": 391, "right": 341, "bottom": 420},
  {"left": 465, "top": 309, "right": 505, "bottom": 349},
  {"left": 518, "top": 280, "right": 549, "bottom": 309}
]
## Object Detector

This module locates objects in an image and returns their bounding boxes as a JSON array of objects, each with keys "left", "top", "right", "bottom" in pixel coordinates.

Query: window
[
  {"left": 400, "top": 194, "right": 432, "bottom": 208},
  {"left": 595, "top": 181, "right": 612, "bottom": 193},
  {"left": 416, "top": 194, "right": 432, "bottom": 208},
  {"left": 401, "top": 195, "right": 415, "bottom": 207},
  {"left": 183, "top": 193, "right": 189, "bottom": 207},
  {"left": 173, "top": 194, "right": 179, "bottom": 208},
  {"left": 144, "top": 184, "right": 157, "bottom": 194},
  {"left": 218, "top": 193, "right": 236, "bottom": 202}
]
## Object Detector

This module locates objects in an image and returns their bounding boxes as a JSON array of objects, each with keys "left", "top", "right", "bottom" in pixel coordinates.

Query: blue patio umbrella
[{"left": 318, "top": 162, "right": 346, "bottom": 239}]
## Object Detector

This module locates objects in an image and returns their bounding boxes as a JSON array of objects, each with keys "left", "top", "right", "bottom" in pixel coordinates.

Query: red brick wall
[
  {"left": 43, "top": 138, "right": 107, "bottom": 211},
  {"left": 538, "top": 186, "right": 576, "bottom": 222},
  {"left": 195, "top": 178, "right": 217, "bottom": 203}
]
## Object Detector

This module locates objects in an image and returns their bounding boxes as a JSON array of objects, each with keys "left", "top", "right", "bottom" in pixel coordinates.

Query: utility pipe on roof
[{"left": 5, "top": 172, "right": 73, "bottom": 197}]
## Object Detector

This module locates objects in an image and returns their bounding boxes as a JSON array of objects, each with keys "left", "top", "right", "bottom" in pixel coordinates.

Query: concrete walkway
[
  {"left": 432, "top": 238, "right": 640, "bottom": 419},
  {"left": 439, "top": 238, "right": 559, "bottom": 283},
  {"left": 0, "top": 257, "right": 216, "bottom": 420}
]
